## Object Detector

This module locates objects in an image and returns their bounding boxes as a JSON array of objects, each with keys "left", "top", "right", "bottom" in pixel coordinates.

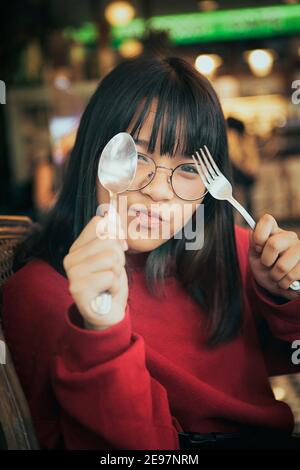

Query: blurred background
[{"left": 0, "top": 0, "right": 300, "bottom": 431}]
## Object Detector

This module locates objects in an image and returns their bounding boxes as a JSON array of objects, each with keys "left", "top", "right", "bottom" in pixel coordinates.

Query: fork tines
[{"left": 192, "top": 145, "right": 220, "bottom": 186}]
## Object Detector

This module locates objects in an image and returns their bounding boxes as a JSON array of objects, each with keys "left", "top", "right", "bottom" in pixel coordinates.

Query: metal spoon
[{"left": 92, "top": 132, "right": 137, "bottom": 316}]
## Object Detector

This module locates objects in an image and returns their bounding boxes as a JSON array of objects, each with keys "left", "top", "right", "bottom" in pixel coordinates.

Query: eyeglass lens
[{"left": 128, "top": 154, "right": 206, "bottom": 200}]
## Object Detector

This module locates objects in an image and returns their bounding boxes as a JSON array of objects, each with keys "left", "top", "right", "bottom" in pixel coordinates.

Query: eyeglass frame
[{"left": 126, "top": 153, "right": 209, "bottom": 201}]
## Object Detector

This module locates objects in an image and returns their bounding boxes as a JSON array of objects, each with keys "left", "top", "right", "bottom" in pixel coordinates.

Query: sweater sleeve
[
  {"left": 246, "top": 263, "right": 300, "bottom": 343},
  {"left": 50, "top": 303, "right": 182, "bottom": 450}
]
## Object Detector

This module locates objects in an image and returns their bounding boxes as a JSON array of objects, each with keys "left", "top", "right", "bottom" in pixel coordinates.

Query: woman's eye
[
  {"left": 180, "top": 164, "right": 197, "bottom": 174},
  {"left": 137, "top": 154, "right": 149, "bottom": 163}
]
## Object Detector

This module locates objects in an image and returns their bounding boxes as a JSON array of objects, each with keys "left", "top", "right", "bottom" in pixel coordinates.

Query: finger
[
  {"left": 269, "top": 243, "right": 300, "bottom": 283},
  {"left": 70, "top": 213, "right": 127, "bottom": 254},
  {"left": 88, "top": 270, "right": 121, "bottom": 297},
  {"left": 70, "top": 216, "right": 102, "bottom": 253},
  {"left": 269, "top": 242, "right": 300, "bottom": 282},
  {"left": 71, "top": 272, "right": 121, "bottom": 323},
  {"left": 69, "top": 270, "right": 121, "bottom": 300},
  {"left": 65, "top": 238, "right": 124, "bottom": 270},
  {"left": 252, "top": 214, "right": 280, "bottom": 253},
  {"left": 276, "top": 260, "right": 300, "bottom": 291},
  {"left": 260, "top": 232, "right": 299, "bottom": 268},
  {"left": 67, "top": 249, "right": 125, "bottom": 280}
]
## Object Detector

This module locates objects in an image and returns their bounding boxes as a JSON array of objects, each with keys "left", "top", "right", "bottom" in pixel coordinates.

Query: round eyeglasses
[{"left": 126, "top": 153, "right": 208, "bottom": 201}]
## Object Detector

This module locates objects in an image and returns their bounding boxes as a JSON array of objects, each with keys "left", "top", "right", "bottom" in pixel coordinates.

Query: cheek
[
  {"left": 171, "top": 202, "right": 198, "bottom": 234},
  {"left": 97, "top": 181, "right": 110, "bottom": 206}
]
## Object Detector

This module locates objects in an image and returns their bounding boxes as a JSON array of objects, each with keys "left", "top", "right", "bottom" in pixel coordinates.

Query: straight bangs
[{"left": 128, "top": 58, "right": 226, "bottom": 167}]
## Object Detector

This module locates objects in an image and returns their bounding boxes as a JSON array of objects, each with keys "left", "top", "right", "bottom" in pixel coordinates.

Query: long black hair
[{"left": 14, "top": 55, "right": 244, "bottom": 346}]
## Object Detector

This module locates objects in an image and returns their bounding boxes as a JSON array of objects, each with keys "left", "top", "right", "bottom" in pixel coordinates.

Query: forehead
[
  {"left": 134, "top": 105, "right": 156, "bottom": 138},
  {"left": 129, "top": 101, "right": 190, "bottom": 158}
]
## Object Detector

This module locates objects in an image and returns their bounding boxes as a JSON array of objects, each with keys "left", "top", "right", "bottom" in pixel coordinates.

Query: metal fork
[{"left": 192, "top": 145, "right": 300, "bottom": 292}]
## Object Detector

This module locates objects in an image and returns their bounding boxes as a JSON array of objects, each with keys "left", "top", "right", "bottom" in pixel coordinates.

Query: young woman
[{"left": 2, "top": 56, "right": 300, "bottom": 450}]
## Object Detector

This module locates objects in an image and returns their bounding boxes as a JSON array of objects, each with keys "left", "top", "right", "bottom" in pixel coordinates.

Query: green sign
[
  {"left": 111, "top": 4, "right": 300, "bottom": 46},
  {"left": 63, "top": 22, "right": 99, "bottom": 45}
]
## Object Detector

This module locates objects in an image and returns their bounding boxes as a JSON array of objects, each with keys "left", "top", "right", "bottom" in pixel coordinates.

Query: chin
[{"left": 127, "top": 236, "right": 168, "bottom": 253}]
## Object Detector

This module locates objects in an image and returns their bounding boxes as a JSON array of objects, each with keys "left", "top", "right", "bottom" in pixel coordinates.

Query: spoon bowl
[{"left": 98, "top": 132, "right": 137, "bottom": 195}]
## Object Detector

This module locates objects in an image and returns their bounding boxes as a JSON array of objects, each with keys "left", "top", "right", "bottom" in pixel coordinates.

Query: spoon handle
[
  {"left": 108, "top": 191, "right": 118, "bottom": 226},
  {"left": 92, "top": 192, "right": 117, "bottom": 315}
]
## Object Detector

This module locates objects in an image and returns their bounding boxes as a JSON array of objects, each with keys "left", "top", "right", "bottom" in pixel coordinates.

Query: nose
[{"left": 140, "top": 166, "right": 174, "bottom": 201}]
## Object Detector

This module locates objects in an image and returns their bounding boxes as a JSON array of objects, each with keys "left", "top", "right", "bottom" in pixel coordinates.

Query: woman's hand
[
  {"left": 248, "top": 214, "right": 300, "bottom": 301},
  {"left": 63, "top": 214, "right": 129, "bottom": 330}
]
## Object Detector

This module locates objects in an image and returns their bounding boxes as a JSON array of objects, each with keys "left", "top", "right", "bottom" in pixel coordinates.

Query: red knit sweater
[{"left": 2, "top": 225, "right": 300, "bottom": 450}]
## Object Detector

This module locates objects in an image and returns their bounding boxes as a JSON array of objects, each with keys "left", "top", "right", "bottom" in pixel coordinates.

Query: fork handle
[
  {"left": 228, "top": 196, "right": 300, "bottom": 292},
  {"left": 228, "top": 196, "right": 256, "bottom": 230}
]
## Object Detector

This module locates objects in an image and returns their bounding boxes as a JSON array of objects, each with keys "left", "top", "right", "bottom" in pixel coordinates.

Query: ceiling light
[
  {"left": 195, "top": 54, "right": 222, "bottom": 77},
  {"left": 119, "top": 39, "right": 143, "bottom": 58},
  {"left": 105, "top": 1, "right": 135, "bottom": 26},
  {"left": 244, "top": 49, "right": 275, "bottom": 77}
]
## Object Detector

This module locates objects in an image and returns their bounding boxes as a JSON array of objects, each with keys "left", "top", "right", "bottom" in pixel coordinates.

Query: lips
[
  {"left": 129, "top": 205, "right": 166, "bottom": 222},
  {"left": 136, "top": 211, "right": 161, "bottom": 228},
  {"left": 138, "top": 209, "right": 162, "bottom": 221}
]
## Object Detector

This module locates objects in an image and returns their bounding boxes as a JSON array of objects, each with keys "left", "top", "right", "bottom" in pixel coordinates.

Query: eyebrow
[
  {"left": 134, "top": 138, "right": 150, "bottom": 148},
  {"left": 133, "top": 138, "right": 192, "bottom": 159}
]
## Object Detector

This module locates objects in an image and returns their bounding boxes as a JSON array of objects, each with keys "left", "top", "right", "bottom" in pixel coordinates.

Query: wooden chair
[{"left": 0, "top": 215, "right": 39, "bottom": 449}]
